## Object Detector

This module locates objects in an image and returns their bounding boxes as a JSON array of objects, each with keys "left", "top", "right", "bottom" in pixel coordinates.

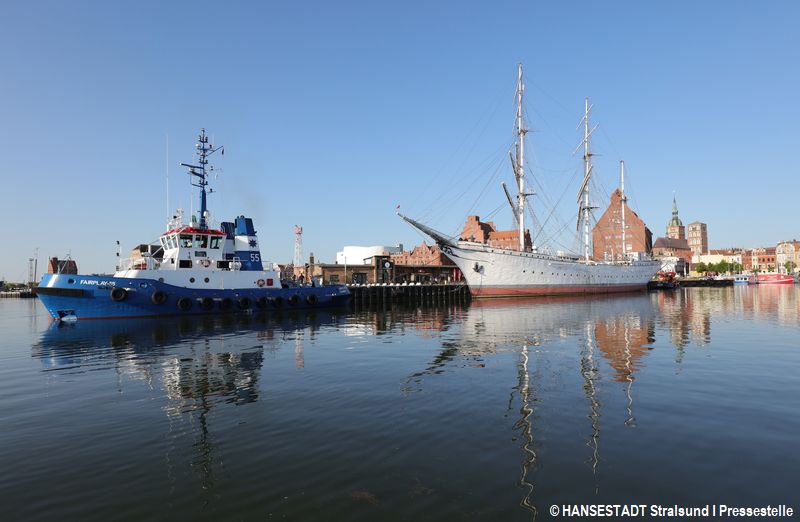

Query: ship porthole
[
  {"left": 68, "top": 278, "right": 75, "bottom": 284},
  {"left": 158, "top": 277, "right": 164, "bottom": 283},
  {"left": 190, "top": 277, "right": 196, "bottom": 283},
  {"left": 204, "top": 277, "right": 210, "bottom": 283},
  {"left": 140, "top": 283, "right": 147, "bottom": 289}
]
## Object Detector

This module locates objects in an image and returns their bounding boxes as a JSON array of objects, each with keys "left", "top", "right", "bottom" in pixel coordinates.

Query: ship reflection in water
[
  {"left": 18, "top": 286, "right": 799, "bottom": 521},
  {"left": 32, "top": 311, "right": 346, "bottom": 492}
]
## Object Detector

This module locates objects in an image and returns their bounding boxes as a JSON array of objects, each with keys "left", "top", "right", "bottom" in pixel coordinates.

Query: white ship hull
[{"left": 443, "top": 242, "right": 660, "bottom": 298}]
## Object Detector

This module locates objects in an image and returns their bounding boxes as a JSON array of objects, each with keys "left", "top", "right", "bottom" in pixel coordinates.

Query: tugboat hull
[{"left": 36, "top": 274, "right": 350, "bottom": 320}]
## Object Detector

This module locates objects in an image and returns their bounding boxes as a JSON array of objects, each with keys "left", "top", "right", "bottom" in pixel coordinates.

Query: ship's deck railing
[
  {"left": 115, "top": 256, "right": 244, "bottom": 272},
  {"left": 116, "top": 256, "right": 163, "bottom": 271}
]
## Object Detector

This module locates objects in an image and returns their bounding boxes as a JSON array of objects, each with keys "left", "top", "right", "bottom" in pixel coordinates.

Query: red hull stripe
[{"left": 471, "top": 284, "right": 647, "bottom": 298}]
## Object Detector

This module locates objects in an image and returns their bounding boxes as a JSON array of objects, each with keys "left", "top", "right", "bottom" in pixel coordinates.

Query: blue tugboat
[{"left": 36, "top": 130, "right": 350, "bottom": 320}]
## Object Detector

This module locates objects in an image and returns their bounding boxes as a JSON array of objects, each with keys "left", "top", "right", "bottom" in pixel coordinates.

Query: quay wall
[
  {"left": 347, "top": 283, "right": 470, "bottom": 304},
  {"left": 0, "top": 291, "right": 37, "bottom": 298}
]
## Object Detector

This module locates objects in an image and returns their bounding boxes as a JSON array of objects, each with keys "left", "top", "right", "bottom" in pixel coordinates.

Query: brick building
[
  {"left": 755, "top": 247, "right": 777, "bottom": 272},
  {"left": 46, "top": 257, "right": 78, "bottom": 274},
  {"left": 592, "top": 188, "right": 653, "bottom": 261},
  {"left": 742, "top": 247, "right": 777, "bottom": 272},
  {"left": 687, "top": 222, "right": 708, "bottom": 256},
  {"left": 460, "top": 215, "right": 531, "bottom": 251},
  {"left": 293, "top": 243, "right": 460, "bottom": 285},
  {"left": 390, "top": 242, "right": 460, "bottom": 283},
  {"left": 652, "top": 237, "right": 693, "bottom": 266}
]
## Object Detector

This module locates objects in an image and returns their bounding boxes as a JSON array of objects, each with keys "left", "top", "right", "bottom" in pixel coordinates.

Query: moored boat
[
  {"left": 36, "top": 130, "right": 350, "bottom": 320},
  {"left": 754, "top": 273, "right": 795, "bottom": 285},
  {"left": 732, "top": 274, "right": 755, "bottom": 285},
  {"left": 400, "top": 65, "right": 660, "bottom": 298}
]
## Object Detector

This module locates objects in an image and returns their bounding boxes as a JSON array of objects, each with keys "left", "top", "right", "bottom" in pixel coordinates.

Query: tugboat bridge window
[
  {"left": 210, "top": 236, "right": 221, "bottom": 249},
  {"left": 195, "top": 235, "right": 208, "bottom": 248},
  {"left": 179, "top": 235, "right": 193, "bottom": 248}
]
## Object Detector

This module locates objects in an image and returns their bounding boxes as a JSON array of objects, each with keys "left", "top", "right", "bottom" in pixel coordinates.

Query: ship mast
[
  {"left": 514, "top": 64, "right": 531, "bottom": 252},
  {"left": 575, "top": 98, "right": 597, "bottom": 262},
  {"left": 620, "top": 160, "right": 627, "bottom": 262},
  {"left": 181, "top": 129, "right": 223, "bottom": 230}
]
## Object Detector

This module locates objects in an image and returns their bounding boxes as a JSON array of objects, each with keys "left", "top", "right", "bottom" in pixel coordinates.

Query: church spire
[{"left": 667, "top": 194, "right": 683, "bottom": 229}]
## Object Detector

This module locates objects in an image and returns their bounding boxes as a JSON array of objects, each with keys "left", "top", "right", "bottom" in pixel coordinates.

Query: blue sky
[{"left": 2, "top": 1, "right": 799, "bottom": 280}]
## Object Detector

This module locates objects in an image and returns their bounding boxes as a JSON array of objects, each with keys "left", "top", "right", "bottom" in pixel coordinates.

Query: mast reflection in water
[{"left": 1, "top": 286, "right": 796, "bottom": 521}]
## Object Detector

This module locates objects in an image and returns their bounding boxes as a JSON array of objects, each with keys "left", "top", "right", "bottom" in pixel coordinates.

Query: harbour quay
[
  {"left": 347, "top": 282, "right": 470, "bottom": 305},
  {"left": 0, "top": 290, "right": 36, "bottom": 298}
]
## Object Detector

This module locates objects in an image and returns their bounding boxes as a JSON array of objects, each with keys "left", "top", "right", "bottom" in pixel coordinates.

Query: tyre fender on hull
[
  {"left": 306, "top": 294, "right": 318, "bottom": 305},
  {"left": 110, "top": 287, "right": 128, "bottom": 302},
  {"left": 177, "top": 297, "right": 192, "bottom": 311},
  {"left": 151, "top": 290, "right": 167, "bottom": 305},
  {"left": 238, "top": 297, "right": 252, "bottom": 310},
  {"left": 288, "top": 294, "right": 300, "bottom": 306},
  {"left": 200, "top": 297, "right": 214, "bottom": 310},
  {"left": 219, "top": 297, "right": 233, "bottom": 311}
]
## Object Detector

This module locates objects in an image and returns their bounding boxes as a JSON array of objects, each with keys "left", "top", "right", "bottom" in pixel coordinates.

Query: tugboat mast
[{"left": 181, "top": 129, "right": 223, "bottom": 230}]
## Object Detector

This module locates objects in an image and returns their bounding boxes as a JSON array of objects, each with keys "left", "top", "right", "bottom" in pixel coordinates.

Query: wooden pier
[{"left": 347, "top": 283, "right": 471, "bottom": 305}]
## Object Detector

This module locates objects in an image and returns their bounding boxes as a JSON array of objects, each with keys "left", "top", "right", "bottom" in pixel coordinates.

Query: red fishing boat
[{"left": 755, "top": 273, "right": 795, "bottom": 284}]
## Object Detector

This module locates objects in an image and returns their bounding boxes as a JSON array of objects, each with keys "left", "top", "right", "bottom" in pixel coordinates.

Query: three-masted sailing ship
[{"left": 400, "top": 65, "right": 660, "bottom": 298}]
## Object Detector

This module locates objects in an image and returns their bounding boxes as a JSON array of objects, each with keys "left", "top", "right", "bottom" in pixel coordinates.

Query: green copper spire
[{"left": 667, "top": 195, "right": 683, "bottom": 229}]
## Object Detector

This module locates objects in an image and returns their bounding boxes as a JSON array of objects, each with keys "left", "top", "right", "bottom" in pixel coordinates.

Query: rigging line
[
  {"left": 456, "top": 156, "right": 507, "bottom": 235},
  {"left": 526, "top": 104, "right": 572, "bottom": 149},
  {"left": 421, "top": 153, "right": 503, "bottom": 229},
  {"left": 597, "top": 123, "right": 623, "bottom": 162},
  {"left": 528, "top": 162, "right": 582, "bottom": 244},
  {"left": 418, "top": 140, "right": 510, "bottom": 223},
  {"left": 413, "top": 92, "right": 506, "bottom": 216},
  {"left": 620, "top": 163, "right": 644, "bottom": 218},
  {"left": 481, "top": 201, "right": 507, "bottom": 223},
  {"left": 533, "top": 211, "right": 580, "bottom": 254},
  {"left": 425, "top": 142, "right": 509, "bottom": 227},
  {"left": 526, "top": 78, "right": 578, "bottom": 120},
  {"left": 536, "top": 212, "right": 581, "bottom": 254}
]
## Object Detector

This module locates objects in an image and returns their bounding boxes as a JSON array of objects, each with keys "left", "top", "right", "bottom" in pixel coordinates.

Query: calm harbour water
[{"left": 1, "top": 286, "right": 798, "bottom": 521}]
